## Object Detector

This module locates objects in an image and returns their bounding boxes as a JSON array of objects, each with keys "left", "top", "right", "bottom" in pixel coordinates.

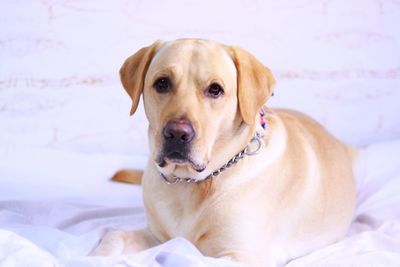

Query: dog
[{"left": 93, "top": 39, "right": 356, "bottom": 266}]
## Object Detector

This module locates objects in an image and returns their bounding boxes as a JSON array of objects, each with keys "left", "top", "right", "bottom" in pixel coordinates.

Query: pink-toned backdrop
[{"left": 0, "top": 0, "right": 399, "bottom": 199}]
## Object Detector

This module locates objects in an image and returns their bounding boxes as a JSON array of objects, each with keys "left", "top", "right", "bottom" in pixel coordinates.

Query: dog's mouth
[
  {"left": 165, "top": 151, "right": 187, "bottom": 163},
  {"left": 156, "top": 151, "right": 206, "bottom": 173}
]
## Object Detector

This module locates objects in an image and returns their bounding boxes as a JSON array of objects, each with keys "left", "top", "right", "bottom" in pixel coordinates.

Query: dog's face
[{"left": 120, "top": 39, "right": 275, "bottom": 180}]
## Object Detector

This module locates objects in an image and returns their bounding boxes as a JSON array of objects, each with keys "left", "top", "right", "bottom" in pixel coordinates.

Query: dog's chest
[
  {"left": 146, "top": 183, "right": 264, "bottom": 244},
  {"left": 153, "top": 188, "right": 213, "bottom": 241}
]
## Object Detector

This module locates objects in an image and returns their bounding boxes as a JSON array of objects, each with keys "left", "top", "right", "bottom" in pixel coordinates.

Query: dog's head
[{"left": 120, "top": 39, "right": 275, "bottom": 181}]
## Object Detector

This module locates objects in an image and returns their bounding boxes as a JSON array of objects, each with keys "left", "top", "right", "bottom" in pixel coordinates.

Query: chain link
[{"left": 160, "top": 132, "right": 263, "bottom": 185}]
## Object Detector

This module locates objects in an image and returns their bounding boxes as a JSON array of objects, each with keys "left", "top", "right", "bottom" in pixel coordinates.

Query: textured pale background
[{"left": 0, "top": 0, "right": 399, "bottom": 192}]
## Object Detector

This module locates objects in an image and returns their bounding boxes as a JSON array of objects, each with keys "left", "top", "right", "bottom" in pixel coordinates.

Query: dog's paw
[{"left": 91, "top": 230, "right": 127, "bottom": 256}]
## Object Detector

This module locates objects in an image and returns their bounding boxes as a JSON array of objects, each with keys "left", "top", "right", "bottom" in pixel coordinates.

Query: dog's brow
[{"left": 150, "top": 66, "right": 179, "bottom": 80}]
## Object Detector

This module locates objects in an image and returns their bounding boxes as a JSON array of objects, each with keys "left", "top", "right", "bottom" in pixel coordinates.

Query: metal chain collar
[{"left": 159, "top": 132, "right": 264, "bottom": 185}]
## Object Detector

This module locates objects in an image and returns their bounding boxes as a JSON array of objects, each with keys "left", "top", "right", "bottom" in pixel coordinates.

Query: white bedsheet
[{"left": 1, "top": 140, "right": 400, "bottom": 267}]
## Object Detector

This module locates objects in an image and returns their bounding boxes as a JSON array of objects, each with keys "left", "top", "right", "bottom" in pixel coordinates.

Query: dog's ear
[
  {"left": 120, "top": 41, "right": 162, "bottom": 115},
  {"left": 229, "top": 46, "right": 275, "bottom": 125}
]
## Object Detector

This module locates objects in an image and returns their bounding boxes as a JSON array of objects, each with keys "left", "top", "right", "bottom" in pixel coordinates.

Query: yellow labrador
[{"left": 94, "top": 39, "right": 356, "bottom": 266}]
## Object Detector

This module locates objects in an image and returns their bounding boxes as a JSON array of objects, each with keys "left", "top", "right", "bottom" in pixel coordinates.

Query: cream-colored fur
[{"left": 93, "top": 39, "right": 356, "bottom": 267}]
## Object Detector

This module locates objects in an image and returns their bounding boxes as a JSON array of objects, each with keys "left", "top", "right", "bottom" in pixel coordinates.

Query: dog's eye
[
  {"left": 206, "top": 83, "right": 224, "bottom": 98},
  {"left": 153, "top": 77, "right": 171, "bottom": 93}
]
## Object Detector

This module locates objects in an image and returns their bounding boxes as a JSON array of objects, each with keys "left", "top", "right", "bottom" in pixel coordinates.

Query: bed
[{"left": 1, "top": 130, "right": 399, "bottom": 267}]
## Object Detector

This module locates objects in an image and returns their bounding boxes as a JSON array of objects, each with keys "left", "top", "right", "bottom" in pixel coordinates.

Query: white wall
[{"left": 1, "top": 0, "right": 399, "bottom": 162}]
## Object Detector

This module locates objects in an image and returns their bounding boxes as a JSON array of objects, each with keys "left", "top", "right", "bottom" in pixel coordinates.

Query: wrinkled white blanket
[{"left": 1, "top": 140, "right": 400, "bottom": 267}]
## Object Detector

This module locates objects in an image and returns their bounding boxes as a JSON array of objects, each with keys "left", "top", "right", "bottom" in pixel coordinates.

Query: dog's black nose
[{"left": 163, "top": 119, "right": 195, "bottom": 143}]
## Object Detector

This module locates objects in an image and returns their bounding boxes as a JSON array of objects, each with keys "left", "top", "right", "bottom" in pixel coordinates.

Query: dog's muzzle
[{"left": 160, "top": 119, "right": 195, "bottom": 164}]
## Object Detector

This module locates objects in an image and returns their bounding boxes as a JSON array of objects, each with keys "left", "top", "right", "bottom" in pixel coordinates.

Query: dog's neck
[{"left": 159, "top": 108, "right": 268, "bottom": 185}]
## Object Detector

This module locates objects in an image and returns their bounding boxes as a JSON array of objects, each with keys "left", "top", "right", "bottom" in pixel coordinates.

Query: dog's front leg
[{"left": 92, "top": 228, "right": 159, "bottom": 256}]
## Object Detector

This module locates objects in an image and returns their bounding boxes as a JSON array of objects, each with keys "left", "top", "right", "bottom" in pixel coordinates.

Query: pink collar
[{"left": 260, "top": 107, "right": 266, "bottom": 129}]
